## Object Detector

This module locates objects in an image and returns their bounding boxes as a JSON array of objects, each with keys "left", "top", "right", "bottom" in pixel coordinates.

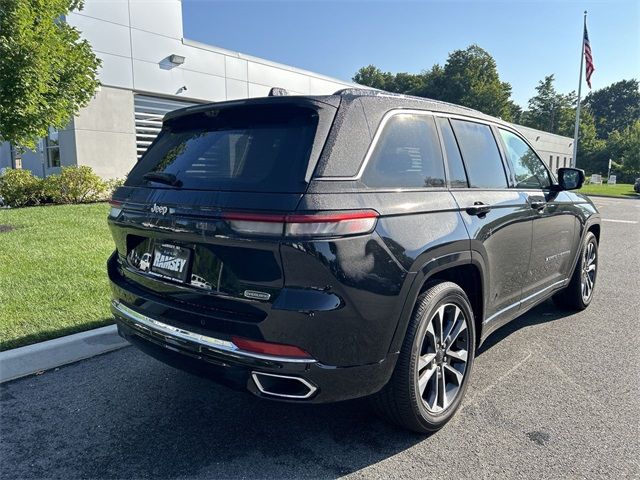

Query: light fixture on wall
[{"left": 169, "top": 54, "right": 186, "bottom": 65}]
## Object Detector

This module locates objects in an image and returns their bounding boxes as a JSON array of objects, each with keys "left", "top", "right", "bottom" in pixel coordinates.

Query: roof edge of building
[
  {"left": 512, "top": 123, "right": 573, "bottom": 142},
  {"left": 181, "top": 38, "right": 361, "bottom": 88}
]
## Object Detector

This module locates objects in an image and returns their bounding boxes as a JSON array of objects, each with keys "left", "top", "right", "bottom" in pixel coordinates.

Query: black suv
[{"left": 108, "top": 89, "right": 600, "bottom": 432}]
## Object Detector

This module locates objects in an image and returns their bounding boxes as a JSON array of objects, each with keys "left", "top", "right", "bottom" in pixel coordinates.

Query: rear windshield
[{"left": 126, "top": 104, "right": 320, "bottom": 192}]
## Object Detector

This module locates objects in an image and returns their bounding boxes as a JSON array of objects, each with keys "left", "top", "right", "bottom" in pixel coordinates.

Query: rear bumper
[{"left": 112, "top": 300, "right": 397, "bottom": 403}]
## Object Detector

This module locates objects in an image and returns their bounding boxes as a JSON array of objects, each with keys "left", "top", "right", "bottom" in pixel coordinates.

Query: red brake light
[
  {"left": 108, "top": 200, "right": 123, "bottom": 218},
  {"left": 231, "top": 336, "right": 313, "bottom": 359},
  {"left": 221, "top": 210, "right": 378, "bottom": 238}
]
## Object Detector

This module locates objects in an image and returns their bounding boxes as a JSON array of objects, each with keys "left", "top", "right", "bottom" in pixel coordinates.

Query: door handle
[
  {"left": 530, "top": 200, "right": 546, "bottom": 211},
  {"left": 466, "top": 202, "right": 491, "bottom": 217}
]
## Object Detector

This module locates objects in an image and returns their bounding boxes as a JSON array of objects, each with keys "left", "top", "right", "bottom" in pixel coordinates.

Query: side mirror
[{"left": 557, "top": 167, "right": 585, "bottom": 191}]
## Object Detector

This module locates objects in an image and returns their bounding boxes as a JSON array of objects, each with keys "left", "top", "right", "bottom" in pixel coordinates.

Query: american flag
[{"left": 584, "top": 23, "right": 595, "bottom": 88}]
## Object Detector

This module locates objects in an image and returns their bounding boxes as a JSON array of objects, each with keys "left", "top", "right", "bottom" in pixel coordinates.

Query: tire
[
  {"left": 553, "top": 231, "right": 598, "bottom": 310},
  {"left": 370, "top": 281, "right": 476, "bottom": 433}
]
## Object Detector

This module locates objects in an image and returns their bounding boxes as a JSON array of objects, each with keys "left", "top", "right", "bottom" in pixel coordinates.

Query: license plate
[{"left": 151, "top": 243, "right": 191, "bottom": 282}]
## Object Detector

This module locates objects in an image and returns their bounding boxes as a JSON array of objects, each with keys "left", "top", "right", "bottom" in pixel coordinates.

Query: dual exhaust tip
[{"left": 251, "top": 372, "right": 317, "bottom": 399}]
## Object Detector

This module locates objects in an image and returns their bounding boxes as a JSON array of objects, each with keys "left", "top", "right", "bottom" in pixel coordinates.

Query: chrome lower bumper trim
[
  {"left": 251, "top": 372, "right": 318, "bottom": 399},
  {"left": 111, "top": 300, "right": 316, "bottom": 364}
]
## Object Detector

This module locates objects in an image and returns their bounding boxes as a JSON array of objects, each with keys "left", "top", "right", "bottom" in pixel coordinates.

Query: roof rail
[
  {"left": 269, "top": 87, "right": 289, "bottom": 96},
  {"left": 333, "top": 87, "right": 480, "bottom": 114},
  {"left": 333, "top": 87, "right": 383, "bottom": 96}
]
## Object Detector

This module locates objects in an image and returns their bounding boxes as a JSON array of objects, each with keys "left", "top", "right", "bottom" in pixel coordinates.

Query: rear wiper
[{"left": 142, "top": 172, "right": 182, "bottom": 187}]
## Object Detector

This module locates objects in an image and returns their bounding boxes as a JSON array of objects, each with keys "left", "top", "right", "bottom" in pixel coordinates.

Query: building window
[
  {"left": 563, "top": 157, "right": 568, "bottom": 167},
  {"left": 9, "top": 145, "right": 23, "bottom": 169},
  {"left": 45, "top": 128, "right": 60, "bottom": 168}
]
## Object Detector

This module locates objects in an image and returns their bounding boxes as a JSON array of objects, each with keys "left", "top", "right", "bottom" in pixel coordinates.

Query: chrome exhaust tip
[{"left": 251, "top": 372, "right": 317, "bottom": 399}]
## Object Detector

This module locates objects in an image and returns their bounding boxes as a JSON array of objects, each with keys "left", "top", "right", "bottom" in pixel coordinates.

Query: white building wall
[
  {"left": 73, "top": 87, "right": 137, "bottom": 178},
  {"left": 515, "top": 125, "right": 575, "bottom": 172},
  {"left": 59, "top": 0, "right": 357, "bottom": 178},
  {"left": 66, "top": 0, "right": 355, "bottom": 103}
]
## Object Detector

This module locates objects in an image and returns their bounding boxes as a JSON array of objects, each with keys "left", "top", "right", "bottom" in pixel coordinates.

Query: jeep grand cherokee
[{"left": 108, "top": 89, "right": 600, "bottom": 432}]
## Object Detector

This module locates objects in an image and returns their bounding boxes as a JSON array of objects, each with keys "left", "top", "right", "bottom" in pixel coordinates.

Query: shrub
[
  {"left": 0, "top": 169, "right": 43, "bottom": 207},
  {"left": 50, "top": 166, "right": 107, "bottom": 204},
  {"left": 0, "top": 166, "right": 120, "bottom": 207},
  {"left": 103, "top": 177, "right": 125, "bottom": 199}
]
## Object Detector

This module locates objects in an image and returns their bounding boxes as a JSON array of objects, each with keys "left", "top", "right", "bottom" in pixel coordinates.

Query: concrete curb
[
  {"left": 0, "top": 325, "right": 129, "bottom": 383},
  {"left": 585, "top": 194, "right": 639, "bottom": 200}
]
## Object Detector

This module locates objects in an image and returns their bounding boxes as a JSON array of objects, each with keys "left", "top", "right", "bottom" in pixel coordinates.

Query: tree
[
  {"left": 508, "top": 101, "right": 524, "bottom": 124},
  {"left": 352, "top": 65, "right": 393, "bottom": 91},
  {"left": 521, "top": 75, "right": 576, "bottom": 136},
  {"left": 584, "top": 79, "right": 640, "bottom": 139},
  {"left": 0, "top": 0, "right": 101, "bottom": 150},
  {"left": 353, "top": 45, "right": 514, "bottom": 120},
  {"left": 438, "top": 45, "right": 514, "bottom": 120},
  {"left": 607, "top": 120, "right": 640, "bottom": 176},
  {"left": 576, "top": 108, "right": 607, "bottom": 173},
  {"left": 406, "top": 64, "right": 446, "bottom": 98},
  {"left": 392, "top": 72, "right": 424, "bottom": 95}
]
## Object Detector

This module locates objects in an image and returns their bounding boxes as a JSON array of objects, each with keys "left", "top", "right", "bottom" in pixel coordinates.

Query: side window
[
  {"left": 450, "top": 120, "right": 508, "bottom": 189},
  {"left": 362, "top": 114, "right": 445, "bottom": 188},
  {"left": 437, "top": 117, "right": 468, "bottom": 188},
  {"left": 498, "top": 129, "right": 551, "bottom": 189}
]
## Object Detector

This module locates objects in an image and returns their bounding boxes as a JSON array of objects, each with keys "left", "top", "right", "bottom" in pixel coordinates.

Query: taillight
[
  {"left": 231, "top": 336, "right": 313, "bottom": 359},
  {"left": 221, "top": 210, "right": 378, "bottom": 238},
  {"left": 109, "top": 199, "right": 122, "bottom": 218}
]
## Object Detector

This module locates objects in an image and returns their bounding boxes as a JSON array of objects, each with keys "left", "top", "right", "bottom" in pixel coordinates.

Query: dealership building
[{"left": 0, "top": 0, "right": 574, "bottom": 179}]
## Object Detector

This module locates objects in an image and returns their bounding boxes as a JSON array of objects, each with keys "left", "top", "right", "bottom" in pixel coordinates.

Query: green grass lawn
[
  {"left": 578, "top": 183, "right": 639, "bottom": 198},
  {"left": 0, "top": 203, "right": 114, "bottom": 351}
]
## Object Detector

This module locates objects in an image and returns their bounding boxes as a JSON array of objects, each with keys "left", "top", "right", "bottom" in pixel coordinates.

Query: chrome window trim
[
  {"left": 112, "top": 300, "right": 316, "bottom": 364},
  {"left": 315, "top": 109, "right": 512, "bottom": 182}
]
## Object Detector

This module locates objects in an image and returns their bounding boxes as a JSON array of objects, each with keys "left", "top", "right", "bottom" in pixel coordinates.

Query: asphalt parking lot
[{"left": 1, "top": 196, "right": 639, "bottom": 480}]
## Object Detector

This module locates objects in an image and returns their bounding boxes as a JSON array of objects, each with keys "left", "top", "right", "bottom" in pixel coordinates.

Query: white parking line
[{"left": 602, "top": 218, "right": 638, "bottom": 224}]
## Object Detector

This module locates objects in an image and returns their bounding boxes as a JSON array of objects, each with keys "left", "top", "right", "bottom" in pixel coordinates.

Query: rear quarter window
[
  {"left": 362, "top": 113, "right": 445, "bottom": 189},
  {"left": 126, "top": 104, "right": 321, "bottom": 193}
]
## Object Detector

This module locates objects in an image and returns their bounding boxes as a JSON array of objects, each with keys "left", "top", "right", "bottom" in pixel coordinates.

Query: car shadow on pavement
[
  {"left": 477, "top": 299, "right": 573, "bottom": 355},
  {"left": 1, "top": 348, "right": 426, "bottom": 479},
  {"left": 1, "top": 300, "right": 572, "bottom": 480}
]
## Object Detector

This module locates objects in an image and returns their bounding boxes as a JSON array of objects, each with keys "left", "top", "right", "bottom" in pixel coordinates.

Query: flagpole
[{"left": 572, "top": 11, "right": 587, "bottom": 168}]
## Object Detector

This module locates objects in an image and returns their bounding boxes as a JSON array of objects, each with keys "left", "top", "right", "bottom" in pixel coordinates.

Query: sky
[{"left": 181, "top": 0, "right": 640, "bottom": 107}]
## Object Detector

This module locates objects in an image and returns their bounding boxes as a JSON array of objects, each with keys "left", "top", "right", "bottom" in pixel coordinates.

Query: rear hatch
[{"left": 108, "top": 97, "right": 338, "bottom": 316}]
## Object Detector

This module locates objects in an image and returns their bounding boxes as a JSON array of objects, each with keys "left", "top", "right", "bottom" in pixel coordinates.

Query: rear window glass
[
  {"left": 362, "top": 113, "right": 445, "bottom": 188},
  {"left": 450, "top": 120, "right": 508, "bottom": 189},
  {"left": 126, "top": 105, "right": 320, "bottom": 192}
]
